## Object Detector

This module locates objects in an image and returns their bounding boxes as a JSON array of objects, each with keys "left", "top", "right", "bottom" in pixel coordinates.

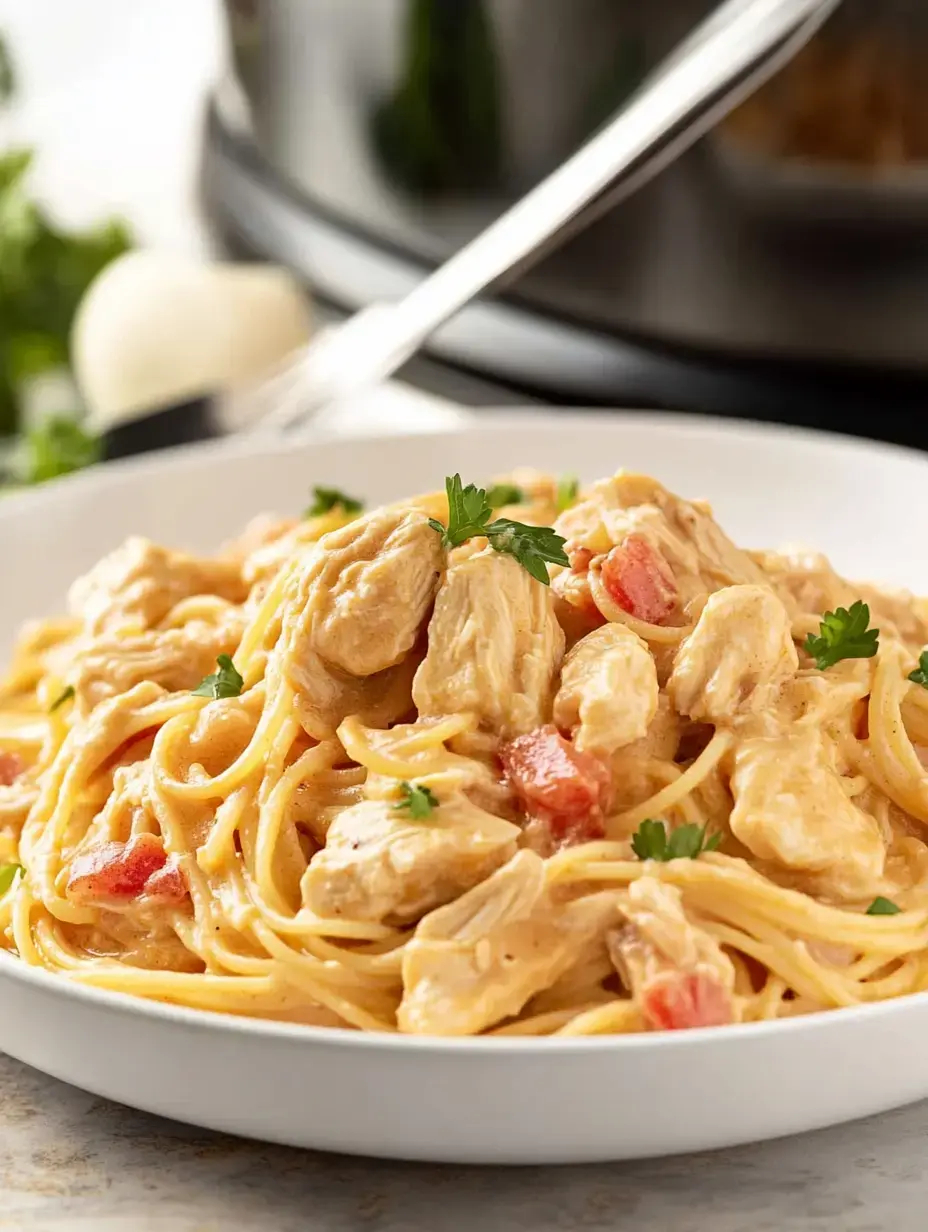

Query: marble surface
[{"left": 0, "top": 1050, "right": 923, "bottom": 1232}]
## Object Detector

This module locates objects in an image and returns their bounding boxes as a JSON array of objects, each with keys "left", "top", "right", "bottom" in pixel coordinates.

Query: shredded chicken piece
[
  {"left": 68, "top": 537, "right": 246, "bottom": 636},
  {"left": 554, "top": 623, "right": 658, "bottom": 756},
  {"left": 668, "top": 585, "right": 798, "bottom": 725},
  {"left": 398, "top": 850, "right": 619, "bottom": 1035},
  {"left": 608, "top": 877, "right": 736, "bottom": 1030},
  {"left": 287, "top": 508, "right": 443, "bottom": 679},
  {"left": 730, "top": 728, "right": 886, "bottom": 899},
  {"left": 70, "top": 619, "right": 245, "bottom": 713},
  {"left": 413, "top": 547, "right": 565, "bottom": 737},
  {"left": 301, "top": 795, "right": 519, "bottom": 926},
  {"left": 557, "top": 471, "right": 769, "bottom": 607}
]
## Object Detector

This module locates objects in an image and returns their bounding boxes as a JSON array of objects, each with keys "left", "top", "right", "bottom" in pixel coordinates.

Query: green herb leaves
[
  {"left": 486, "top": 482, "right": 524, "bottom": 508},
  {"left": 631, "top": 818, "right": 722, "bottom": 863},
  {"left": 804, "top": 601, "right": 879, "bottom": 672},
  {"left": 908, "top": 651, "right": 928, "bottom": 689},
  {"left": 0, "top": 863, "right": 22, "bottom": 895},
  {"left": 192, "top": 655, "right": 244, "bottom": 700},
  {"left": 556, "top": 474, "right": 579, "bottom": 513},
  {"left": 866, "top": 896, "right": 901, "bottom": 916},
  {"left": 429, "top": 474, "right": 568, "bottom": 585},
  {"left": 304, "top": 486, "right": 364, "bottom": 519},
  {"left": 23, "top": 416, "right": 100, "bottom": 484},
  {"left": 393, "top": 781, "right": 438, "bottom": 820},
  {"left": 49, "top": 685, "right": 75, "bottom": 713}
]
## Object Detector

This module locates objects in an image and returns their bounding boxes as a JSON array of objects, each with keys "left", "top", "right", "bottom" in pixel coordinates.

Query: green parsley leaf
[
  {"left": 429, "top": 474, "right": 569, "bottom": 585},
  {"left": 631, "top": 818, "right": 721, "bottom": 862},
  {"left": 304, "top": 485, "right": 364, "bottom": 519},
  {"left": 804, "top": 601, "right": 879, "bottom": 672},
  {"left": 866, "top": 896, "right": 901, "bottom": 916},
  {"left": 908, "top": 650, "right": 928, "bottom": 689},
  {"left": 0, "top": 863, "right": 22, "bottom": 895},
  {"left": 49, "top": 684, "right": 75, "bottom": 713},
  {"left": 631, "top": 817, "right": 668, "bottom": 861},
  {"left": 22, "top": 416, "right": 100, "bottom": 484},
  {"left": 556, "top": 474, "right": 579, "bottom": 513},
  {"left": 192, "top": 654, "right": 244, "bottom": 700},
  {"left": 393, "top": 781, "right": 439, "bottom": 820},
  {"left": 0, "top": 32, "right": 15, "bottom": 103},
  {"left": 486, "top": 482, "right": 524, "bottom": 508}
]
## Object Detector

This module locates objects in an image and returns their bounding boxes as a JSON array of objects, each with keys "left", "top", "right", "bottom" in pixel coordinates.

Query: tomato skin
[
  {"left": 67, "top": 833, "right": 187, "bottom": 905},
  {"left": 601, "top": 534, "right": 678, "bottom": 625},
  {"left": 0, "top": 752, "right": 23, "bottom": 787},
  {"left": 501, "top": 725, "right": 609, "bottom": 846},
  {"left": 641, "top": 970, "right": 733, "bottom": 1031}
]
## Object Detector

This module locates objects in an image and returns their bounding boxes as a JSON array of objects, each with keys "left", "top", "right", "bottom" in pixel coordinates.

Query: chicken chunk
[
  {"left": 286, "top": 507, "right": 443, "bottom": 679},
  {"left": 668, "top": 585, "right": 798, "bottom": 725},
  {"left": 413, "top": 548, "right": 565, "bottom": 736},
  {"left": 68, "top": 537, "right": 246, "bottom": 636},
  {"left": 70, "top": 619, "right": 245, "bottom": 712},
  {"left": 608, "top": 877, "right": 736, "bottom": 1031},
  {"left": 557, "top": 472, "right": 768, "bottom": 607},
  {"left": 301, "top": 795, "right": 519, "bottom": 926},
  {"left": 554, "top": 623, "right": 659, "bottom": 757},
  {"left": 398, "top": 850, "right": 620, "bottom": 1035},
  {"left": 729, "top": 728, "right": 886, "bottom": 899}
]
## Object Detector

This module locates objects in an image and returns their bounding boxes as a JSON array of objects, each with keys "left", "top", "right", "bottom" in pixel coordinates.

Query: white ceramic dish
[{"left": 2, "top": 411, "right": 928, "bottom": 1165}]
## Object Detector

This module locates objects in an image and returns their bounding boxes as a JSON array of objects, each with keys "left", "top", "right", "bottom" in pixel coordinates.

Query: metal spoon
[{"left": 225, "top": 0, "right": 840, "bottom": 438}]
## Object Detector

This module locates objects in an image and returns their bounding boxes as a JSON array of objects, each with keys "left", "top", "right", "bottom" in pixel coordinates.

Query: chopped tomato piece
[
  {"left": 642, "top": 970, "right": 733, "bottom": 1031},
  {"left": 142, "top": 859, "right": 188, "bottom": 903},
  {"left": 501, "top": 725, "right": 610, "bottom": 846},
  {"left": 601, "top": 534, "right": 678, "bottom": 625},
  {"left": 67, "top": 833, "right": 186, "bottom": 905},
  {"left": 0, "top": 752, "right": 23, "bottom": 787}
]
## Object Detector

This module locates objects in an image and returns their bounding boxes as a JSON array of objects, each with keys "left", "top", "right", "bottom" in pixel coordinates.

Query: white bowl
[{"left": 1, "top": 411, "right": 927, "bottom": 1165}]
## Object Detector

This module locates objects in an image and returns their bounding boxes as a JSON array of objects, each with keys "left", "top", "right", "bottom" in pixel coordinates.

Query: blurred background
[{"left": 3, "top": 0, "right": 928, "bottom": 490}]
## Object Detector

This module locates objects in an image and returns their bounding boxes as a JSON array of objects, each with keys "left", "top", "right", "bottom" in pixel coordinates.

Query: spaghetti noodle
[{"left": 2, "top": 467, "right": 928, "bottom": 1037}]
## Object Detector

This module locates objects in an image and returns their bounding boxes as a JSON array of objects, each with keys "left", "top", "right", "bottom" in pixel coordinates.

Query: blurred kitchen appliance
[{"left": 204, "top": 0, "right": 928, "bottom": 443}]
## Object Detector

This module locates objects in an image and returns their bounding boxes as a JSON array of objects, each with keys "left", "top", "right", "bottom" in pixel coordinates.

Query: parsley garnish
[
  {"left": 908, "top": 651, "right": 928, "bottom": 689},
  {"left": 631, "top": 818, "right": 722, "bottom": 862},
  {"left": 804, "top": 601, "right": 879, "bottom": 672},
  {"left": 192, "top": 654, "right": 244, "bottom": 700},
  {"left": 866, "top": 896, "right": 901, "bottom": 916},
  {"left": 428, "top": 474, "right": 568, "bottom": 586},
  {"left": 304, "top": 486, "right": 364, "bottom": 519},
  {"left": 486, "top": 482, "right": 524, "bottom": 508},
  {"left": 556, "top": 474, "right": 579, "bottom": 513},
  {"left": 49, "top": 685, "right": 74, "bottom": 713},
  {"left": 393, "top": 781, "right": 439, "bottom": 820},
  {"left": 0, "top": 863, "right": 22, "bottom": 895}
]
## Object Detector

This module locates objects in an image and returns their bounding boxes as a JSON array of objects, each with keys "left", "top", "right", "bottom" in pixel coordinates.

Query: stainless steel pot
[{"left": 216, "top": 0, "right": 928, "bottom": 374}]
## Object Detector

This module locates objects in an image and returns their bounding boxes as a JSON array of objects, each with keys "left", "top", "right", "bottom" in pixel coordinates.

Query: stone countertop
[{"left": 0, "top": 1052, "right": 922, "bottom": 1232}]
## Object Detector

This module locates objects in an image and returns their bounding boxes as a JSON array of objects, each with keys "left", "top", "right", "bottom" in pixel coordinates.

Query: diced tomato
[
  {"left": 142, "top": 859, "right": 188, "bottom": 903},
  {"left": 600, "top": 534, "right": 678, "bottom": 625},
  {"left": 0, "top": 752, "right": 23, "bottom": 787},
  {"left": 67, "top": 833, "right": 187, "bottom": 905},
  {"left": 501, "top": 725, "right": 610, "bottom": 846},
  {"left": 642, "top": 970, "right": 734, "bottom": 1031}
]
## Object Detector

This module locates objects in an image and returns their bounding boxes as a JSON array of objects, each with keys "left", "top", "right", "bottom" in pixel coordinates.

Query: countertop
[{"left": 0, "top": 1050, "right": 923, "bottom": 1232}]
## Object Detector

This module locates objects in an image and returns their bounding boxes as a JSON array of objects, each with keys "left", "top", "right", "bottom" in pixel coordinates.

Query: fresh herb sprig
[
  {"left": 192, "top": 655, "right": 243, "bottom": 700},
  {"left": 304, "top": 485, "right": 364, "bottom": 519},
  {"left": 908, "top": 651, "right": 928, "bottom": 689},
  {"left": 393, "top": 781, "right": 439, "bottom": 820},
  {"left": 556, "top": 474, "right": 579, "bottom": 513},
  {"left": 49, "top": 684, "right": 75, "bottom": 713},
  {"left": 0, "top": 863, "right": 22, "bottom": 895},
  {"left": 866, "top": 896, "right": 901, "bottom": 916},
  {"left": 804, "top": 601, "right": 879, "bottom": 672},
  {"left": 486, "top": 482, "right": 524, "bottom": 508},
  {"left": 429, "top": 474, "right": 568, "bottom": 585},
  {"left": 631, "top": 818, "right": 721, "bottom": 863}
]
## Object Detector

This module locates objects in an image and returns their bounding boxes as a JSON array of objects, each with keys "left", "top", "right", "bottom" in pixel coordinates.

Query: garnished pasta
[{"left": 2, "top": 466, "right": 928, "bottom": 1038}]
